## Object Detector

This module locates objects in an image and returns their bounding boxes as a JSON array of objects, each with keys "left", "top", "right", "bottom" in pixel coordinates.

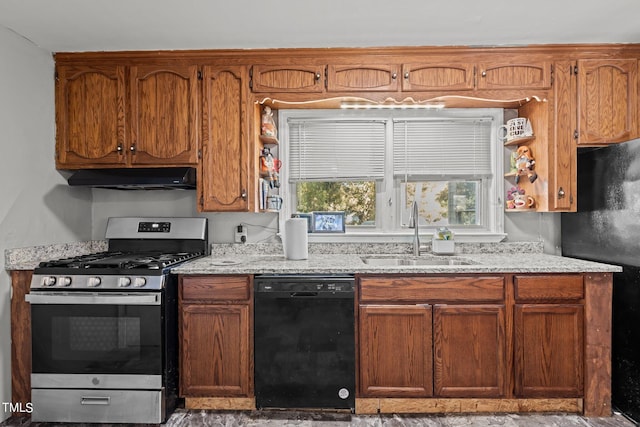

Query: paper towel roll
[{"left": 284, "top": 218, "right": 308, "bottom": 260}]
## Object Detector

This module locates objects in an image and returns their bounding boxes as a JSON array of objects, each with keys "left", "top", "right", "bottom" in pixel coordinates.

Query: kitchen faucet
[{"left": 409, "top": 200, "right": 420, "bottom": 256}]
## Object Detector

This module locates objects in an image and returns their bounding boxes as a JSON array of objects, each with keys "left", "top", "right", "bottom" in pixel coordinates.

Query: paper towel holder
[{"left": 311, "top": 211, "right": 346, "bottom": 233}]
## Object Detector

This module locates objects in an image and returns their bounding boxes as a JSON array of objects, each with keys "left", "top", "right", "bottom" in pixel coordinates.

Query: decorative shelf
[
  {"left": 259, "top": 135, "right": 279, "bottom": 145},
  {"left": 503, "top": 135, "right": 535, "bottom": 146},
  {"left": 505, "top": 208, "right": 536, "bottom": 212},
  {"left": 504, "top": 171, "right": 529, "bottom": 178}
]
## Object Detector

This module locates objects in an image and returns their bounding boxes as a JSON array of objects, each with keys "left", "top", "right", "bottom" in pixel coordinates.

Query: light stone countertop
[
  {"left": 173, "top": 242, "right": 622, "bottom": 275},
  {"left": 4, "top": 240, "right": 107, "bottom": 270},
  {"left": 4, "top": 240, "right": 621, "bottom": 274}
]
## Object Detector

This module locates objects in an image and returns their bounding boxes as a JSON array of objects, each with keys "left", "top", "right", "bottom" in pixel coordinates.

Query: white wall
[
  {"left": 0, "top": 26, "right": 92, "bottom": 421},
  {"left": 91, "top": 190, "right": 280, "bottom": 244}
]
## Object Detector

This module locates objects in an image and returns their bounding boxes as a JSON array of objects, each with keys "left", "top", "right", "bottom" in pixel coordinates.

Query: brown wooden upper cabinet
[
  {"left": 128, "top": 65, "right": 199, "bottom": 165},
  {"left": 199, "top": 65, "right": 249, "bottom": 212},
  {"left": 401, "top": 63, "right": 475, "bottom": 91},
  {"left": 56, "top": 63, "right": 199, "bottom": 169},
  {"left": 326, "top": 64, "right": 400, "bottom": 92},
  {"left": 250, "top": 65, "right": 324, "bottom": 93},
  {"left": 576, "top": 59, "right": 638, "bottom": 145},
  {"left": 477, "top": 61, "right": 552, "bottom": 90},
  {"left": 55, "top": 64, "right": 127, "bottom": 168}
]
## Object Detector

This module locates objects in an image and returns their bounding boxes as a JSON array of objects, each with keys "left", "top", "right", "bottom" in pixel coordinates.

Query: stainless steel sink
[{"left": 361, "top": 256, "right": 476, "bottom": 266}]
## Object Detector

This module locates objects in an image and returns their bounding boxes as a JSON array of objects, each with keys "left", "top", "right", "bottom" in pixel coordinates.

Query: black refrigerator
[{"left": 561, "top": 139, "right": 640, "bottom": 424}]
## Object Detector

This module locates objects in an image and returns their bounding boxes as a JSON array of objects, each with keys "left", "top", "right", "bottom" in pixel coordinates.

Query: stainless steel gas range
[{"left": 25, "top": 217, "right": 208, "bottom": 424}]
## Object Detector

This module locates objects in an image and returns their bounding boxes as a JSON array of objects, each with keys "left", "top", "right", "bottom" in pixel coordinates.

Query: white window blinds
[
  {"left": 288, "top": 119, "right": 386, "bottom": 182},
  {"left": 392, "top": 118, "right": 493, "bottom": 177}
]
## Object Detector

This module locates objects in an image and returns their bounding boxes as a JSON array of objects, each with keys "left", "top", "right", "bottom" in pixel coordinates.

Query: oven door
[{"left": 26, "top": 291, "right": 164, "bottom": 390}]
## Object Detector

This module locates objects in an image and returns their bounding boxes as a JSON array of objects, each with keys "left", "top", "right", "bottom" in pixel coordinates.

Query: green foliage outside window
[{"left": 296, "top": 181, "right": 376, "bottom": 226}]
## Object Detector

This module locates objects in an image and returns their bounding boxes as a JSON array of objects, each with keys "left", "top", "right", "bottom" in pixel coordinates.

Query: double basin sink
[{"left": 361, "top": 255, "right": 477, "bottom": 266}]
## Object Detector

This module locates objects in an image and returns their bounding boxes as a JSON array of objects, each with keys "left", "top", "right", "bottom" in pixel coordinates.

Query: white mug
[{"left": 498, "top": 118, "right": 532, "bottom": 142}]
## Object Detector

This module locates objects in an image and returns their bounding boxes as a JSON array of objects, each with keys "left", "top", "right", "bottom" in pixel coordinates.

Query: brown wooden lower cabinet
[
  {"left": 358, "top": 304, "right": 433, "bottom": 397},
  {"left": 513, "top": 274, "right": 585, "bottom": 398},
  {"left": 357, "top": 276, "right": 507, "bottom": 400},
  {"left": 433, "top": 305, "right": 506, "bottom": 397},
  {"left": 179, "top": 275, "right": 253, "bottom": 400},
  {"left": 10, "top": 270, "right": 32, "bottom": 415},
  {"left": 514, "top": 304, "right": 584, "bottom": 397}
]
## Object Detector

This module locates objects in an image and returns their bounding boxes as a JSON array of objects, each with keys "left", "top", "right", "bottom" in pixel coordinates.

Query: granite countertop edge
[
  {"left": 174, "top": 241, "right": 621, "bottom": 274},
  {"left": 173, "top": 251, "right": 622, "bottom": 275}
]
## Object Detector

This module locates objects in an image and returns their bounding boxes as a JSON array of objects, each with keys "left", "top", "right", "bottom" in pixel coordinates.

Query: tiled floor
[{"left": 2, "top": 409, "right": 637, "bottom": 427}]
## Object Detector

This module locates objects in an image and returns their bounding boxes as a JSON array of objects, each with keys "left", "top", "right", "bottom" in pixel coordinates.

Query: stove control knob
[
  {"left": 88, "top": 277, "right": 102, "bottom": 287},
  {"left": 118, "top": 277, "right": 132, "bottom": 288},
  {"left": 59, "top": 277, "right": 72, "bottom": 287},
  {"left": 133, "top": 277, "right": 147, "bottom": 288},
  {"left": 42, "top": 276, "right": 56, "bottom": 287}
]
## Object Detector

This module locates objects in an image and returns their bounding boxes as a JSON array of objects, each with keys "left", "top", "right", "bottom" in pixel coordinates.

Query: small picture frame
[{"left": 312, "top": 211, "right": 345, "bottom": 233}]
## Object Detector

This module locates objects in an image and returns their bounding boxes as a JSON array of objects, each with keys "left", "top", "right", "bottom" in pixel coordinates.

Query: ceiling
[{"left": 1, "top": 0, "right": 640, "bottom": 53}]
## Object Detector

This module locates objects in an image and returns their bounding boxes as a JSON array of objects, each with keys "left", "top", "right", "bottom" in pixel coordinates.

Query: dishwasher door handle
[{"left": 290, "top": 292, "right": 318, "bottom": 297}]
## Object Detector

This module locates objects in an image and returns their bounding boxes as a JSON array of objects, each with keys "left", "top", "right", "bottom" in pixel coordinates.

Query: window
[{"left": 278, "top": 109, "right": 504, "bottom": 241}]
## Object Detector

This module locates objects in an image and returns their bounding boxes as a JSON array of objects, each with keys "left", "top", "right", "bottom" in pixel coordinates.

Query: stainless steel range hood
[{"left": 67, "top": 167, "right": 196, "bottom": 190}]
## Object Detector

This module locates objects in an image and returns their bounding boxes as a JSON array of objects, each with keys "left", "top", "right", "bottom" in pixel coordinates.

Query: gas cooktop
[
  {"left": 31, "top": 217, "right": 208, "bottom": 291},
  {"left": 37, "top": 251, "right": 204, "bottom": 272}
]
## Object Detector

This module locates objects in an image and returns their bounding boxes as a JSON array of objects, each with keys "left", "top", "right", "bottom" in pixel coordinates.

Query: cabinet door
[
  {"left": 402, "top": 63, "right": 475, "bottom": 91},
  {"left": 577, "top": 59, "right": 638, "bottom": 144},
  {"left": 551, "top": 61, "right": 576, "bottom": 211},
  {"left": 514, "top": 304, "right": 584, "bottom": 397},
  {"left": 478, "top": 62, "right": 552, "bottom": 90},
  {"left": 55, "top": 65, "right": 126, "bottom": 168},
  {"left": 129, "top": 65, "right": 199, "bottom": 165},
  {"left": 433, "top": 305, "right": 506, "bottom": 397},
  {"left": 180, "top": 304, "right": 251, "bottom": 397},
  {"left": 251, "top": 65, "right": 324, "bottom": 93},
  {"left": 200, "top": 66, "right": 249, "bottom": 212},
  {"left": 326, "top": 64, "right": 399, "bottom": 92},
  {"left": 359, "top": 305, "right": 433, "bottom": 397}
]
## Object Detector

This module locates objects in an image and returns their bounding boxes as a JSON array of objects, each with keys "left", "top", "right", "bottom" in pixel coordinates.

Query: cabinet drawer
[
  {"left": 181, "top": 275, "right": 251, "bottom": 302},
  {"left": 359, "top": 276, "right": 504, "bottom": 303},
  {"left": 514, "top": 275, "right": 584, "bottom": 301}
]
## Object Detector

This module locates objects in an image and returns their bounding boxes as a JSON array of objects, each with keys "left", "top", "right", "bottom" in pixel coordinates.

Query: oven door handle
[{"left": 25, "top": 292, "right": 161, "bottom": 306}]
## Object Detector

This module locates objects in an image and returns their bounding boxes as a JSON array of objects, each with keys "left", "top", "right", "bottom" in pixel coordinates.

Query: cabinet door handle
[
  {"left": 241, "top": 189, "right": 247, "bottom": 200},
  {"left": 130, "top": 144, "right": 136, "bottom": 154},
  {"left": 315, "top": 72, "right": 321, "bottom": 81},
  {"left": 558, "top": 187, "right": 566, "bottom": 199},
  {"left": 116, "top": 144, "right": 123, "bottom": 154}
]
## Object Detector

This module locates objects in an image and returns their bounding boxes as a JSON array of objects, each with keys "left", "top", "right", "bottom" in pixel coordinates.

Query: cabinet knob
[
  {"left": 391, "top": 72, "right": 397, "bottom": 80},
  {"left": 404, "top": 71, "right": 410, "bottom": 79},
  {"left": 481, "top": 71, "right": 487, "bottom": 77},
  {"left": 130, "top": 144, "right": 136, "bottom": 154},
  {"left": 315, "top": 73, "right": 321, "bottom": 81},
  {"left": 558, "top": 187, "right": 566, "bottom": 199},
  {"left": 241, "top": 189, "right": 247, "bottom": 200},
  {"left": 116, "top": 144, "right": 123, "bottom": 154}
]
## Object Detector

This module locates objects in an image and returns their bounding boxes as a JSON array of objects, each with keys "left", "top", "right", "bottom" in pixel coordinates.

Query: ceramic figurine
[
  {"left": 261, "top": 106, "right": 277, "bottom": 138},
  {"left": 514, "top": 145, "right": 537, "bottom": 184}
]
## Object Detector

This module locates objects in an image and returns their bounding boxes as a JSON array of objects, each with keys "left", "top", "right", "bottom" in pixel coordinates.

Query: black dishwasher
[{"left": 254, "top": 274, "right": 355, "bottom": 411}]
